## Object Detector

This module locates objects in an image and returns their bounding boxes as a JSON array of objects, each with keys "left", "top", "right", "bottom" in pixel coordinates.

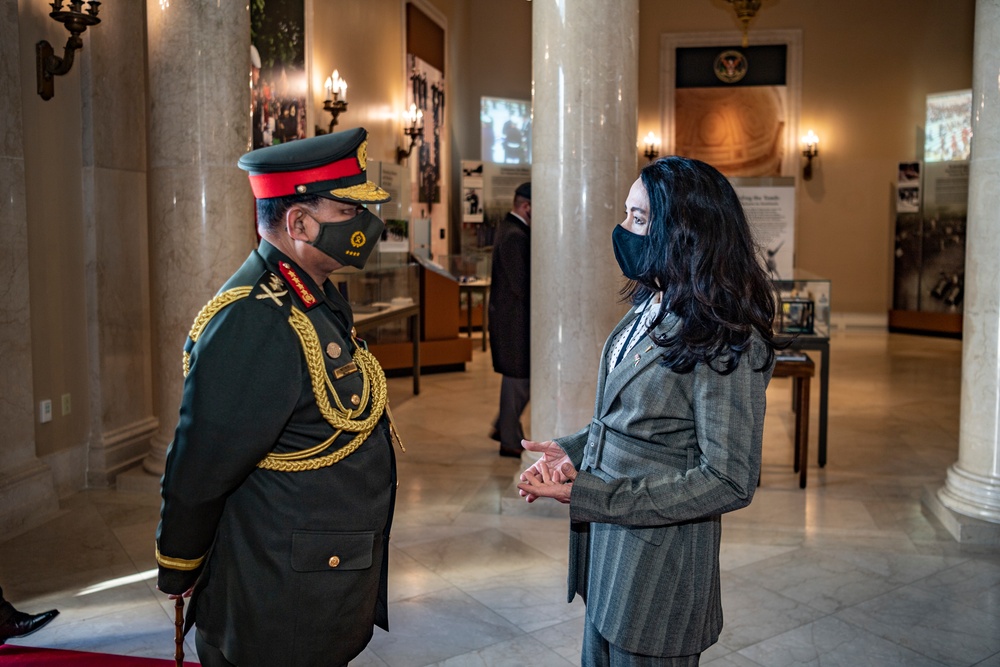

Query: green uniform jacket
[{"left": 156, "top": 240, "right": 396, "bottom": 667}]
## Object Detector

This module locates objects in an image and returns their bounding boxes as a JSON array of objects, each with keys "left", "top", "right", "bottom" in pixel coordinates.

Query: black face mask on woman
[
  {"left": 309, "top": 207, "right": 386, "bottom": 271},
  {"left": 612, "top": 224, "right": 650, "bottom": 280}
]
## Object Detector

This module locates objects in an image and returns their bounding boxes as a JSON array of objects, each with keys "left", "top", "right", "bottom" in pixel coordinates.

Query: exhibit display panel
[
  {"left": 481, "top": 96, "right": 532, "bottom": 164},
  {"left": 889, "top": 90, "right": 971, "bottom": 337}
]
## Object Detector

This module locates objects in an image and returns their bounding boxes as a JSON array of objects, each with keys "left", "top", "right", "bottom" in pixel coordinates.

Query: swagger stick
[{"left": 174, "top": 597, "right": 184, "bottom": 666}]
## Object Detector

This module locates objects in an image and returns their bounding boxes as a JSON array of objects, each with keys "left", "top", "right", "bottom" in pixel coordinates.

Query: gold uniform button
[
  {"left": 296, "top": 185, "right": 307, "bottom": 193},
  {"left": 328, "top": 555, "right": 341, "bottom": 568},
  {"left": 350, "top": 394, "right": 361, "bottom": 406},
  {"left": 326, "top": 342, "right": 342, "bottom": 359}
]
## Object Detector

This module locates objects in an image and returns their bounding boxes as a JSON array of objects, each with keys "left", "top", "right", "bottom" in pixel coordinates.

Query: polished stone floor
[{"left": 2, "top": 332, "right": 999, "bottom": 666}]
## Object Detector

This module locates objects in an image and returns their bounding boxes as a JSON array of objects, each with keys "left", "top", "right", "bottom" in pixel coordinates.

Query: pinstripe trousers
[{"left": 583, "top": 615, "right": 701, "bottom": 667}]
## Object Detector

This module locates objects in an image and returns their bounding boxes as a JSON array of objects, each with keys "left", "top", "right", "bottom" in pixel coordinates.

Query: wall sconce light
[
  {"left": 396, "top": 104, "right": 424, "bottom": 164},
  {"left": 321, "top": 69, "right": 348, "bottom": 134},
  {"left": 642, "top": 132, "right": 660, "bottom": 162},
  {"left": 801, "top": 130, "right": 819, "bottom": 180},
  {"left": 36, "top": 1, "right": 102, "bottom": 101}
]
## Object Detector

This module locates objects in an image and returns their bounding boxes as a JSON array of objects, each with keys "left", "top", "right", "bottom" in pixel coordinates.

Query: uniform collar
[{"left": 257, "top": 241, "right": 353, "bottom": 327}]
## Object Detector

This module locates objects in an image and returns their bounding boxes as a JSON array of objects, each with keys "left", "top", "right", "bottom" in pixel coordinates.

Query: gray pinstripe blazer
[{"left": 557, "top": 306, "right": 772, "bottom": 657}]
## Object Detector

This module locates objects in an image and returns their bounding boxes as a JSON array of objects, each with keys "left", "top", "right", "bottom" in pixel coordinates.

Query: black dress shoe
[
  {"left": 499, "top": 446, "right": 523, "bottom": 458},
  {"left": 488, "top": 428, "right": 501, "bottom": 442},
  {"left": 0, "top": 608, "right": 59, "bottom": 644}
]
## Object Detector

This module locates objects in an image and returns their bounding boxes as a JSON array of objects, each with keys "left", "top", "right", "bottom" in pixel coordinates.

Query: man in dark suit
[
  {"left": 488, "top": 182, "right": 531, "bottom": 457},
  {"left": 156, "top": 128, "right": 400, "bottom": 667}
]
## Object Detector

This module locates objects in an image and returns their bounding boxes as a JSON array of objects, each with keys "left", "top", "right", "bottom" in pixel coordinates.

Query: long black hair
[{"left": 623, "top": 156, "right": 778, "bottom": 374}]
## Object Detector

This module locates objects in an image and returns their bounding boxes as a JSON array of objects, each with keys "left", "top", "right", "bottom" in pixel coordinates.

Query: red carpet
[{"left": 0, "top": 644, "right": 199, "bottom": 665}]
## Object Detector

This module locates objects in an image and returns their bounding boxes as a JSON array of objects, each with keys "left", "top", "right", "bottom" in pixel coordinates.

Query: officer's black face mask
[
  {"left": 309, "top": 207, "right": 385, "bottom": 271},
  {"left": 612, "top": 224, "right": 649, "bottom": 281}
]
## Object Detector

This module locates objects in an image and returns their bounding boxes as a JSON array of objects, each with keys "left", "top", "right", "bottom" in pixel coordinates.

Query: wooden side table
[
  {"left": 771, "top": 355, "right": 815, "bottom": 488},
  {"left": 458, "top": 279, "right": 490, "bottom": 352}
]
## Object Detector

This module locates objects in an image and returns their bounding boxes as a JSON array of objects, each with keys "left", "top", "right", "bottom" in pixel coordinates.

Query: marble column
[
  {"left": 0, "top": 0, "right": 59, "bottom": 534},
  {"left": 141, "top": 1, "right": 253, "bottom": 478},
  {"left": 531, "top": 0, "right": 639, "bottom": 441},
  {"left": 80, "top": 0, "right": 159, "bottom": 487},
  {"left": 928, "top": 0, "right": 1000, "bottom": 538}
]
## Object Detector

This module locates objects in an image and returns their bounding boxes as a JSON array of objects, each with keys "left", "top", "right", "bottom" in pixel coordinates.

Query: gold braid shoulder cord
[{"left": 183, "top": 288, "right": 388, "bottom": 472}]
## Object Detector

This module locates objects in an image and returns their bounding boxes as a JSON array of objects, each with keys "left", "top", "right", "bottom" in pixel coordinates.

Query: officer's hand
[{"left": 157, "top": 584, "right": 195, "bottom": 600}]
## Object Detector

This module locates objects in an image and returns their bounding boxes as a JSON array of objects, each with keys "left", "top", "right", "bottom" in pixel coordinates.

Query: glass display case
[
  {"left": 427, "top": 253, "right": 493, "bottom": 350},
  {"left": 418, "top": 252, "right": 492, "bottom": 283},
  {"left": 771, "top": 269, "right": 832, "bottom": 469},
  {"left": 772, "top": 269, "right": 831, "bottom": 339},
  {"left": 338, "top": 251, "right": 419, "bottom": 345}
]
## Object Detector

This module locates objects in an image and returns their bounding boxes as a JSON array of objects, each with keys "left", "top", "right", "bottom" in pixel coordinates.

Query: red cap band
[{"left": 248, "top": 156, "right": 362, "bottom": 199}]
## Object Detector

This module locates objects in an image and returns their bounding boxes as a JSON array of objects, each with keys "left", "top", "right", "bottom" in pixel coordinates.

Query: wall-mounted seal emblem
[{"left": 714, "top": 50, "right": 748, "bottom": 84}]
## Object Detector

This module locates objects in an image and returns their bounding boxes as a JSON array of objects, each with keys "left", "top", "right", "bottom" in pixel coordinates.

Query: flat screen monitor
[
  {"left": 481, "top": 96, "right": 532, "bottom": 164},
  {"left": 925, "top": 89, "right": 972, "bottom": 162}
]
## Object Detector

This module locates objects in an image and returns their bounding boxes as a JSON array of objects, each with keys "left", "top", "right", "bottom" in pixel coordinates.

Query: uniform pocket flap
[{"left": 290, "top": 530, "right": 374, "bottom": 572}]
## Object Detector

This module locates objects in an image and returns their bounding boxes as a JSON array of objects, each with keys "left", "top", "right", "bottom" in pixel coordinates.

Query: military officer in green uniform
[{"left": 155, "top": 127, "right": 400, "bottom": 667}]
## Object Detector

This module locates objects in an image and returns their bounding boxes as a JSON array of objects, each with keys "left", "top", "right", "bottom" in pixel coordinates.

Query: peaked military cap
[{"left": 238, "top": 127, "right": 390, "bottom": 205}]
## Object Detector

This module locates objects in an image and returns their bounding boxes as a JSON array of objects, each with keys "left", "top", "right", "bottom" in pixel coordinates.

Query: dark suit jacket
[
  {"left": 557, "top": 306, "right": 772, "bottom": 657},
  {"left": 156, "top": 241, "right": 396, "bottom": 667},
  {"left": 488, "top": 212, "right": 530, "bottom": 378}
]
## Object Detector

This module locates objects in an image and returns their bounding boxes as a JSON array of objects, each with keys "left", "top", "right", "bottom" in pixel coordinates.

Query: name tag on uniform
[{"left": 333, "top": 361, "right": 359, "bottom": 379}]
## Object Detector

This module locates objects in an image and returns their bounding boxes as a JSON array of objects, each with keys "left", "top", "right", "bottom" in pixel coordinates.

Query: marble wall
[
  {"left": 0, "top": 0, "right": 59, "bottom": 536},
  {"left": 20, "top": 0, "right": 91, "bottom": 463},
  {"left": 636, "top": 0, "right": 975, "bottom": 317},
  {"left": 80, "top": 0, "right": 159, "bottom": 486}
]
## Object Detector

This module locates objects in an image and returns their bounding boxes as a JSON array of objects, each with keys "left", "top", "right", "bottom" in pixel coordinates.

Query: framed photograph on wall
[{"left": 251, "top": 0, "right": 307, "bottom": 149}]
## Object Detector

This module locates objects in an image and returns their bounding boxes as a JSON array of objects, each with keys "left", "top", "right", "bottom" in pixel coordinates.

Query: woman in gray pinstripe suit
[{"left": 518, "top": 157, "right": 779, "bottom": 667}]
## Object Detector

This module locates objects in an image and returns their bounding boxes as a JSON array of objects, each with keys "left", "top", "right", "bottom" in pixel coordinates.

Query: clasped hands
[{"left": 516, "top": 439, "right": 577, "bottom": 504}]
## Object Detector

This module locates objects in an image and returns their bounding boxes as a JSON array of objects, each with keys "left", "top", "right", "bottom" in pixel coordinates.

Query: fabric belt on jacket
[{"left": 582, "top": 418, "right": 697, "bottom": 481}]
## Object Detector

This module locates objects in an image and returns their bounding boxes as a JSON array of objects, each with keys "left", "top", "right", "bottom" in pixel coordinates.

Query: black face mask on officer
[
  {"left": 612, "top": 224, "right": 650, "bottom": 281},
  {"left": 309, "top": 207, "right": 386, "bottom": 271}
]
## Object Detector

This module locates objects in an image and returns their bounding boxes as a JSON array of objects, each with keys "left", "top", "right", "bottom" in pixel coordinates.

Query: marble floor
[{"left": 2, "top": 331, "right": 999, "bottom": 666}]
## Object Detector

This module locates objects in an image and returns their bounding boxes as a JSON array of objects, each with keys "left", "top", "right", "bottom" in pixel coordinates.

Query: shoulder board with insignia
[
  {"left": 248, "top": 271, "right": 292, "bottom": 312},
  {"left": 278, "top": 262, "right": 319, "bottom": 309}
]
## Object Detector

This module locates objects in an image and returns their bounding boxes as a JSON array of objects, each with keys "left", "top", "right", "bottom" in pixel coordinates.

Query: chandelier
[{"left": 726, "top": 0, "right": 761, "bottom": 48}]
